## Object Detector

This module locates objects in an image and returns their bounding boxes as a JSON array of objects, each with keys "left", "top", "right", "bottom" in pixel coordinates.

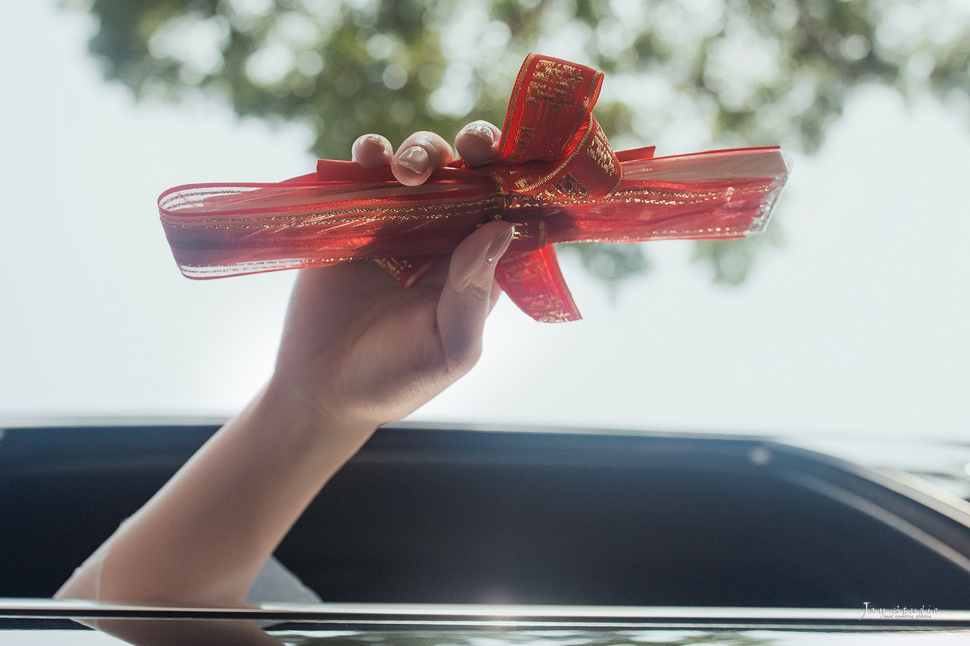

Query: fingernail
[
  {"left": 357, "top": 134, "right": 387, "bottom": 153},
  {"left": 461, "top": 120, "right": 496, "bottom": 144},
  {"left": 397, "top": 145, "right": 429, "bottom": 174},
  {"left": 486, "top": 225, "right": 515, "bottom": 264},
  {"left": 352, "top": 134, "right": 388, "bottom": 164}
]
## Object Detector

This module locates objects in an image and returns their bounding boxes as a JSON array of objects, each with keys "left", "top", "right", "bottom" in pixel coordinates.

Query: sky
[{"left": 1, "top": 0, "right": 968, "bottom": 444}]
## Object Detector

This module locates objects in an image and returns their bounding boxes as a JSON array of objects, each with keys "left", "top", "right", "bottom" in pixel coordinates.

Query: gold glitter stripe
[
  {"left": 507, "top": 184, "right": 771, "bottom": 208},
  {"left": 161, "top": 197, "right": 502, "bottom": 228},
  {"left": 180, "top": 256, "right": 360, "bottom": 274},
  {"left": 560, "top": 225, "right": 746, "bottom": 243}
]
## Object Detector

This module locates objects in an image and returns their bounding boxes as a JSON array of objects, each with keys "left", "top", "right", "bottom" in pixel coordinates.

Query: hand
[{"left": 269, "top": 121, "right": 510, "bottom": 432}]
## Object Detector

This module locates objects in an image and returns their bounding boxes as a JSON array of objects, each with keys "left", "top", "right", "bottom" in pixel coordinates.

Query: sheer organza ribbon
[{"left": 159, "top": 54, "right": 790, "bottom": 322}]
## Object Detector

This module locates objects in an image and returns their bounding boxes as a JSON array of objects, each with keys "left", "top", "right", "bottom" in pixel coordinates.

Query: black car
[{"left": 2, "top": 421, "right": 970, "bottom": 643}]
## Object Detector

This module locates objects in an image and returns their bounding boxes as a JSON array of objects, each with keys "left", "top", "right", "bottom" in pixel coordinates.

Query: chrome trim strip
[{"left": 2, "top": 599, "right": 969, "bottom": 626}]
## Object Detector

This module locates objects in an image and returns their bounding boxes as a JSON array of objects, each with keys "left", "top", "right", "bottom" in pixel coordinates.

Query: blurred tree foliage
[{"left": 66, "top": 0, "right": 970, "bottom": 284}]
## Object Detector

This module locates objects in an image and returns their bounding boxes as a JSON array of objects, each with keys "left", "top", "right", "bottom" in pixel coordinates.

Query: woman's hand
[{"left": 269, "top": 121, "right": 509, "bottom": 433}]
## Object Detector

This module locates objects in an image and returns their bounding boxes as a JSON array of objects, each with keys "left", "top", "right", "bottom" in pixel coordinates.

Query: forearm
[{"left": 56, "top": 380, "right": 375, "bottom": 605}]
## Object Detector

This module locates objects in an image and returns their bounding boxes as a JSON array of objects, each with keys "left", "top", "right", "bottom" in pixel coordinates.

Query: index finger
[{"left": 455, "top": 120, "right": 501, "bottom": 166}]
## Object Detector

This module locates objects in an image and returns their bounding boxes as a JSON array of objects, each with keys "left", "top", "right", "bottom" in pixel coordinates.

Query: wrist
[{"left": 260, "top": 375, "right": 378, "bottom": 443}]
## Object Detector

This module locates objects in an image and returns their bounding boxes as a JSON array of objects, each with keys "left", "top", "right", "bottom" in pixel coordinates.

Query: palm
[
  {"left": 270, "top": 123, "right": 510, "bottom": 429},
  {"left": 273, "top": 259, "right": 449, "bottom": 425}
]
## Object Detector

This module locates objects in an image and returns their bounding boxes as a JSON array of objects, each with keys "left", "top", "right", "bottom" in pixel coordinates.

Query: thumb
[{"left": 436, "top": 221, "right": 515, "bottom": 372}]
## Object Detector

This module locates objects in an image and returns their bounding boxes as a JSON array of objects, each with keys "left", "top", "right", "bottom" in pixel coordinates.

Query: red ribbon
[{"left": 159, "top": 54, "right": 790, "bottom": 322}]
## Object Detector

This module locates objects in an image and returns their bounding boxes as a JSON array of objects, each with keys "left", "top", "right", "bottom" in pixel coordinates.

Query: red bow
[{"left": 159, "top": 54, "right": 789, "bottom": 322}]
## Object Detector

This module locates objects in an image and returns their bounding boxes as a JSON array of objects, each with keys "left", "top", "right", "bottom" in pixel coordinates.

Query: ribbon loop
[{"left": 487, "top": 54, "right": 622, "bottom": 203}]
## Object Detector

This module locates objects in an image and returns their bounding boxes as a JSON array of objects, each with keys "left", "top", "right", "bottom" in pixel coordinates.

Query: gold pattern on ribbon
[
  {"left": 518, "top": 293, "right": 573, "bottom": 323},
  {"left": 536, "top": 173, "right": 588, "bottom": 200},
  {"left": 509, "top": 126, "right": 538, "bottom": 155},
  {"left": 527, "top": 60, "right": 584, "bottom": 110},
  {"left": 496, "top": 255, "right": 540, "bottom": 284},
  {"left": 539, "top": 310, "right": 576, "bottom": 323},
  {"left": 587, "top": 127, "right": 619, "bottom": 176},
  {"left": 532, "top": 59, "right": 584, "bottom": 91}
]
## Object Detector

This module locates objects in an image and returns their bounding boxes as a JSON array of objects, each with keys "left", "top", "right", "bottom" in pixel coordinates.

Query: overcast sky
[{"left": 1, "top": 1, "right": 968, "bottom": 444}]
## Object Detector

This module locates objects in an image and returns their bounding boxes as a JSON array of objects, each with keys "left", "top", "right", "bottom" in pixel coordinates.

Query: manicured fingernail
[
  {"left": 352, "top": 134, "right": 388, "bottom": 164},
  {"left": 397, "top": 145, "right": 429, "bottom": 174},
  {"left": 462, "top": 121, "right": 496, "bottom": 144},
  {"left": 358, "top": 134, "right": 386, "bottom": 152},
  {"left": 486, "top": 225, "right": 515, "bottom": 264}
]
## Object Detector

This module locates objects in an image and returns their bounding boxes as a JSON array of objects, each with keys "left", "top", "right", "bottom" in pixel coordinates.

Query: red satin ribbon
[{"left": 159, "top": 54, "right": 790, "bottom": 322}]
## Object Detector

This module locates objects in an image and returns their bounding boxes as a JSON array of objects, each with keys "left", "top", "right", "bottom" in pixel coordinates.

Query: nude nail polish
[
  {"left": 486, "top": 225, "right": 516, "bottom": 264},
  {"left": 397, "top": 146, "right": 429, "bottom": 174},
  {"left": 462, "top": 121, "right": 496, "bottom": 144}
]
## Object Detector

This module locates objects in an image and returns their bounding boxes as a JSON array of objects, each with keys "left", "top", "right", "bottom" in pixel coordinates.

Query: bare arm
[{"left": 56, "top": 121, "right": 509, "bottom": 606}]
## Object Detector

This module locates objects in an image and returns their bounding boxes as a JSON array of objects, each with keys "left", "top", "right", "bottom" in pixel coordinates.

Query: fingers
[
  {"left": 455, "top": 120, "right": 501, "bottom": 166},
  {"left": 355, "top": 120, "right": 501, "bottom": 183},
  {"left": 392, "top": 131, "right": 454, "bottom": 186},
  {"left": 351, "top": 134, "right": 393, "bottom": 169},
  {"left": 436, "top": 221, "right": 515, "bottom": 373}
]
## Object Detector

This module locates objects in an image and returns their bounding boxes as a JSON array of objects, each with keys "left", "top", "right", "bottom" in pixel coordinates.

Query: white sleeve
[{"left": 245, "top": 555, "right": 322, "bottom": 605}]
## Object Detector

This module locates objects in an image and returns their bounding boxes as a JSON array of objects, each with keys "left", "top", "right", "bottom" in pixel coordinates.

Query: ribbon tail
[{"left": 495, "top": 245, "right": 581, "bottom": 323}]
